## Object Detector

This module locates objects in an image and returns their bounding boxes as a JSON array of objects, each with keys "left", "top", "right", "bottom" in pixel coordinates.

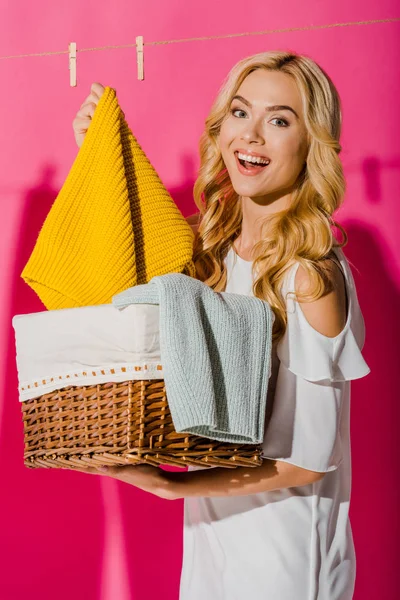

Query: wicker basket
[{"left": 22, "top": 378, "right": 264, "bottom": 470}]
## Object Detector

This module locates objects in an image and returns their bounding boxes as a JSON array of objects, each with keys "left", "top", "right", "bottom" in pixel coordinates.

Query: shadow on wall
[
  {"left": 0, "top": 164, "right": 105, "bottom": 600},
  {"left": 0, "top": 159, "right": 197, "bottom": 600},
  {"left": 340, "top": 220, "right": 400, "bottom": 600},
  {"left": 358, "top": 155, "right": 400, "bottom": 205}
]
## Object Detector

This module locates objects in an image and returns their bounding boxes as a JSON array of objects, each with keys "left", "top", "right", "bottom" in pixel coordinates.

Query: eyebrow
[{"left": 231, "top": 95, "right": 299, "bottom": 119}]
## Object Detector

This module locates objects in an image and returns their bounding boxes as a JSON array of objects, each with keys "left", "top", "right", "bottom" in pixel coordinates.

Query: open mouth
[{"left": 234, "top": 152, "right": 270, "bottom": 174}]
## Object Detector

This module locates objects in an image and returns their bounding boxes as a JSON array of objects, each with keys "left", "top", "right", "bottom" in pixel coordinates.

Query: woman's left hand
[{"left": 70, "top": 462, "right": 176, "bottom": 500}]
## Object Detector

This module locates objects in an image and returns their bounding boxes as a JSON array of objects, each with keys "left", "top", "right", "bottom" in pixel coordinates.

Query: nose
[
  {"left": 240, "top": 126, "right": 265, "bottom": 146},
  {"left": 239, "top": 114, "right": 265, "bottom": 145}
]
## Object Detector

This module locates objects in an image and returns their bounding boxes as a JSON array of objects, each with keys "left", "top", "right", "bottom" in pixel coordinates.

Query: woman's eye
[
  {"left": 231, "top": 108, "right": 247, "bottom": 118},
  {"left": 270, "top": 117, "right": 289, "bottom": 127}
]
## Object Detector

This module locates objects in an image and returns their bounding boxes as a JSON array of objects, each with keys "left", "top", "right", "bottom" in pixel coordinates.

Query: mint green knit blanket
[{"left": 112, "top": 273, "right": 274, "bottom": 444}]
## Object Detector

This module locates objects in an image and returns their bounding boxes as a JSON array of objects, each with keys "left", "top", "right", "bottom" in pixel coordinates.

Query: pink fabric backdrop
[{"left": 1, "top": 1, "right": 399, "bottom": 598}]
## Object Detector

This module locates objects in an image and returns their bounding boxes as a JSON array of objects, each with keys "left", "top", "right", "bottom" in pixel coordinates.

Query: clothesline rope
[{"left": 0, "top": 17, "right": 399, "bottom": 61}]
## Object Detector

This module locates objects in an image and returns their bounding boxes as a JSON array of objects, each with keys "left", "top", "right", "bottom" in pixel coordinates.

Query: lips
[
  {"left": 235, "top": 149, "right": 271, "bottom": 161},
  {"left": 234, "top": 151, "right": 271, "bottom": 176}
]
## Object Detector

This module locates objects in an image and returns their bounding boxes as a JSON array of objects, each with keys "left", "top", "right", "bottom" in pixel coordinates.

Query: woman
[{"left": 73, "top": 50, "right": 370, "bottom": 599}]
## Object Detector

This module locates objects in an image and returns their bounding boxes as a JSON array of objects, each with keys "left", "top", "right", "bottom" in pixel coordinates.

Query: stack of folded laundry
[{"left": 13, "top": 86, "right": 274, "bottom": 454}]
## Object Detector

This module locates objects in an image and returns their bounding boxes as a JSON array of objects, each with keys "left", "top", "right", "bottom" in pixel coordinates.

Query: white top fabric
[
  {"left": 12, "top": 303, "right": 163, "bottom": 401},
  {"left": 179, "top": 245, "right": 371, "bottom": 600}
]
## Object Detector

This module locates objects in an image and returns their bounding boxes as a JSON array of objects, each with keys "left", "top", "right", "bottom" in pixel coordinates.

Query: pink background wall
[{"left": 1, "top": 2, "right": 399, "bottom": 599}]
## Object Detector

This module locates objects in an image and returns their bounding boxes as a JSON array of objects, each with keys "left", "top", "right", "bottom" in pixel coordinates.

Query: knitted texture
[
  {"left": 21, "top": 86, "right": 196, "bottom": 309},
  {"left": 112, "top": 273, "right": 274, "bottom": 444}
]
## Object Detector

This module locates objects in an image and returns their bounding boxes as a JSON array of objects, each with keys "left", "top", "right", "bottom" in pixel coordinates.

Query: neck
[{"left": 237, "top": 192, "right": 292, "bottom": 250}]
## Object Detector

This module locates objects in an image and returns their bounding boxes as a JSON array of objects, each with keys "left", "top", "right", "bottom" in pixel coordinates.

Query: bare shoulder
[
  {"left": 185, "top": 212, "right": 201, "bottom": 234},
  {"left": 294, "top": 257, "right": 348, "bottom": 338}
]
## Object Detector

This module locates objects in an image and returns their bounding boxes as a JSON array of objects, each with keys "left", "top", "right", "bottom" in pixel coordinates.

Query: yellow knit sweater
[{"left": 21, "top": 86, "right": 196, "bottom": 310}]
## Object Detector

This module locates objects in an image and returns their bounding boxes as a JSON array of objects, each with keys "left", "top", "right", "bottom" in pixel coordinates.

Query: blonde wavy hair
[{"left": 191, "top": 50, "right": 348, "bottom": 344}]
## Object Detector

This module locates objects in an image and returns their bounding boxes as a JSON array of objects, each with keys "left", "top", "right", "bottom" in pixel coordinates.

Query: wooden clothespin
[
  {"left": 69, "top": 42, "right": 77, "bottom": 87},
  {"left": 136, "top": 36, "right": 144, "bottom": 80}
]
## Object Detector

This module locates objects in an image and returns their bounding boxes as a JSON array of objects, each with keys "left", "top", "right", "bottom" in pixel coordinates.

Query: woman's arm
[
  {"left": 163, "top": 458, "right": 324, "bottom": 500},
  {"left": 72, "top": 457, "right": 323, "bottom": 501},
  {"left": 295, "top": 260, "right": 348, "bottom": 337}
]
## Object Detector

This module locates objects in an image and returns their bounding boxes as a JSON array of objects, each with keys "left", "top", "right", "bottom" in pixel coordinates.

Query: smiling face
[{"left": 219, "top": 69, "right": 309, "bottom": 206}]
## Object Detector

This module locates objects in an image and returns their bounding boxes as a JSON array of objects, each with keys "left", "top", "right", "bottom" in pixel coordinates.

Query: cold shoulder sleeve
[{"left": 262, "top": 250, "right": 371, "bottom": 473}]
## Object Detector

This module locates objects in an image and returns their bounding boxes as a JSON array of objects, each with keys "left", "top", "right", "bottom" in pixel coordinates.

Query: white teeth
[{"left": 237, "top": 152, "right": 270, "bottom": 165}]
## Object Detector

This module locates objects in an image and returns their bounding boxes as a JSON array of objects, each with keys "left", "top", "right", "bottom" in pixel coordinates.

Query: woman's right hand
[{"left": 72, "top": 82, "right": 106, "bottom": 148}]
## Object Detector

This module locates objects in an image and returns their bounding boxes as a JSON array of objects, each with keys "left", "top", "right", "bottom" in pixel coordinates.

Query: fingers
[
  {"left": 70, "top": 465, "right": 102, "bottom": 475},
  {"left": 72, "top": 464, "right": 120, "bottom": 476},
  {"left": 80, "top": 83, "right": 105, "bottom": 109},
  {"left": 73, "top": 103, "right": 97, "bottom": 134},
  {"left": 90, "top": 82, "right": 105, "bottom": 98},
  {"left": 78, "top": 82, "right": 106, "bottom": 116},
  {"left": 77, "top": 101, "right": 97, "bottom": 117},
  {"left": 72, "top": 82, "right": 106, "bottom": 148}
]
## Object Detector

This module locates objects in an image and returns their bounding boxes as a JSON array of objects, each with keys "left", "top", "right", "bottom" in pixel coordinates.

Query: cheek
[
  {"left": 218, "top": 128, "right": 234, "bottom": 164},
  {"left": 219, "top": 118, "right": 242, "bottom": 146},
  {"left": 218, "top": 124, "right": 230, "bottom": 150},
  {"left": 278, "top": 137, "right": 306, "bottom": 166}
]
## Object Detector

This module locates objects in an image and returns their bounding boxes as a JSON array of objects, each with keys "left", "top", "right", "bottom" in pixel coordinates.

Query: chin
[{"left": 230, "top": 181, "right": 268, "bottom": 197}]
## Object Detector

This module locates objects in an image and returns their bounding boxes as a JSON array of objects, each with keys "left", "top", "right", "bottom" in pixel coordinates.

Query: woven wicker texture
[
  {"left": 22, "top": 380, "right": 263, "bottom": 469},
  {"left": 20, "top": 86, "right": 196, "bottom": 309}
]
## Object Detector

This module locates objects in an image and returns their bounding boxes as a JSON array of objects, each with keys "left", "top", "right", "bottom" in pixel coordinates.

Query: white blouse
[{"left": 179, "top": 245, "right": 370, "bottom": 600}]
